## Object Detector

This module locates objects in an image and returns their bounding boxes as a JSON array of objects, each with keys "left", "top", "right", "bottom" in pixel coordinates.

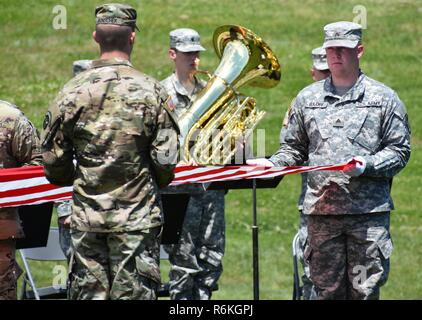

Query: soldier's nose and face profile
[{"left": 176, "top": 51, "right": 201, "bottom": 72}]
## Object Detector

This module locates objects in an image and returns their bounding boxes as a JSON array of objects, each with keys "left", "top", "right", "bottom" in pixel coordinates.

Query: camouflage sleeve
[
  {"left": 150, "top": 90, "right": 180, "bottom": 188},
  {"left": 270, "top": 97, "right": 309, "bottom": 166},
  {"left": 279, "top": 97, "right": 296, "bottom": 143},
  {"left": 363, "top": 94, "right": 411, "bottom": 178},
  {"left": 41, "top": 93, "right": 76, "bottom": 186},
  {"left": 11, "top": 115, "right": 42, "bottom": 166}
]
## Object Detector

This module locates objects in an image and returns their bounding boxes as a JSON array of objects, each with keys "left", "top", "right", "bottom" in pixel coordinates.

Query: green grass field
[{"left": 2, "top": 0, "right": 421, "bottom": 299}]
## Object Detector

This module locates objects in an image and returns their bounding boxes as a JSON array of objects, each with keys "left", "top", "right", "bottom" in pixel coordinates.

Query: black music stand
[
  {"left": 16, "top": 202, "right": 54, "bottom": 249},
  {"left": 15, "top": 196, "right": 188, "bottom": 248},
  {"left": 208, "top": 175, "right": 283, "bottom": 300},
  {"left": 160, "top": 194, "right": 190, "bottom": 245}
]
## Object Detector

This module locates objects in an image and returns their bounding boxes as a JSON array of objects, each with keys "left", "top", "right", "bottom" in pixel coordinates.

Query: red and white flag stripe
[
  {"left": 0, "top": 161, "right": 355, "bottom": 208},
  {"left": 0, "top": 166, "right": 72, "bottom": 208},
  {"left": 170, "top": 162, "right": 353, "bottom": 185}
]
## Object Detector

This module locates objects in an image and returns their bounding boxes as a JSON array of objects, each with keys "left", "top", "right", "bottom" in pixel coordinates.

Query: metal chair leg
[{"left": 292, "top": 232, "right": 302, "bottom": 300}]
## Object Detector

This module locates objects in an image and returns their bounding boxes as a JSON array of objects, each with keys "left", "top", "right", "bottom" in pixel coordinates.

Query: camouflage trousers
[
  {"left": 69, "top": 227, "right": 161, "bottom": 300},
  {"left": 164, "top": 189, "right": 225, "bottom": 300},
  {"left": 58, "top": 222, "right": 72, "bottom": 263},
  {"left": 57, "top": 201, "right": 73, "bottom": 263},
  {"left": 305, "top": 212, "right": 392, "bottom": 300},
  {"left": 0, "top": 240, "right": 22, "bottom": 300},
  {"left": 296, "top": 212, "right": 313, "bottom": 300}
]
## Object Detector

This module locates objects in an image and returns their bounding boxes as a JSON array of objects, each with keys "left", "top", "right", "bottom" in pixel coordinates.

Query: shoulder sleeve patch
[
  {"left": 282, "top": 99, "right": 296, "bottom": 129},
  {"left": 165, "top": 96, "right": 176, "bottom": 112},
  {"left": 161, "top": 96, "right": 180, "bottom": 135}
]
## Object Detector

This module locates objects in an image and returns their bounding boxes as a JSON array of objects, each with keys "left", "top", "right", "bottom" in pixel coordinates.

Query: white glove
[
  {"left": 344, "top": 156, "right": 366, "bottom": 177},
  {"left": 246, "top": 158, "right": 274, "bottom": 167}
]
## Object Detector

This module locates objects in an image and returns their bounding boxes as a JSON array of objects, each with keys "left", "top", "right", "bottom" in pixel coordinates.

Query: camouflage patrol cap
[
  {"left": 311, "top": 47, "right": 328, "bottom": 71},
  {"left": 72, "top": 60, "right": 93, "bottom": 76},
  {"left": 169, "top": 28, "right": 205, "bottom": 52},
  {"left": 323, "top": 21, "right": 362, "bottom": 49},
  {"left": 95, "top": 3, "right": 139, "bottom": 31}
]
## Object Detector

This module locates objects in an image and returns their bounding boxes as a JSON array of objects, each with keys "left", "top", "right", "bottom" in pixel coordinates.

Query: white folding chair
[{"left": 19, "top": 227, "right": 68, "bottom": 300}]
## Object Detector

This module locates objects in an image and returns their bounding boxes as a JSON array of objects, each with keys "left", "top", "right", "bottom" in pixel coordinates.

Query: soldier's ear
[
  {"left": 169, "top": 48, "right": 177, "bottom": 61},
  {"left": 130, "top": 32, "right": 136, "bottom": 45},
  {"left": 310, "top": 68, "right": 316, "bottom": 82},
  {"left": 357, "top": 44, "right": 364, "bottom": 59},
  {"left": 92, "top": 31, "right": 99, "bottom": 44}
]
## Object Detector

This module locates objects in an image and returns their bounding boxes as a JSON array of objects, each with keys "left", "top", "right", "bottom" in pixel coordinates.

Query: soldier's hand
[
  {"left": 246, "top": 158, "right": 274, "bottom": 167},
  {"left": 58, "top": 215, "right": 71, "bottom": 228},
  {"left": 178, "top": 158, "right": 198, "bottom": 166},
  {"left": 344, "top": 156, "right": 367, "bottom": 177}
]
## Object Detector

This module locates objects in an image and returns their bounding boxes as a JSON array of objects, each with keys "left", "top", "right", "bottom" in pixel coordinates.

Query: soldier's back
[
  {"left": 55, "top": 58, "right": 169, "bottom": 232},
  {"left": 62, "top": 59, "right": 162, "bottom": 184}
]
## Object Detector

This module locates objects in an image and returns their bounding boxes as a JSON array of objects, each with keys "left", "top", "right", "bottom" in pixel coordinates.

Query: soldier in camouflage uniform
[
  {"left": 248, "top": 21, "right": 411, "bottom": 299},
  {"left": 293, "top": 46, "right": 330, "bottom": 300},
  {"left": 0, "top": 101, "right": 41, "bottom": 300},
  {"left": 41, "top": 4, "right": 179, "bottom": 300},
  {"left": 56, "top": 60, "right": 93, "bottom": 262},
  {"left": 161, "top": 28, "right": 225, "bottom": 300}
]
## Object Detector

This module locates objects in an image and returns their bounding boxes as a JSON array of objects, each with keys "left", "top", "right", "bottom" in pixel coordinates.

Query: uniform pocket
[
  {"left": 135, "top": 253, "right": 161, "bottom": 284},
  {"left": 377, "top": 238, "right": 393, "bottom": 259},
  {"left": 134, "top": 227, "right": 161, "bottom": 284},
  {"left": 347, "top": 105, "right": 382, "bottom": 152},
  {"left": 303, "top": 245, "right": 313, "bottom": 264},
  {"left": 366, "top": 225, "right": 393, "bottom": 259},
  {"left": 199, "top": 247, "right": 223, "bottom": 268},
  {"left": 345, "top": 108, "right": 368, "bottom": 141},
  {"left": 310, "top": 114, "right": 331, "bottom": 140},
  {"left": 67, "top": 254, "right": 81, "bottom": 300}
]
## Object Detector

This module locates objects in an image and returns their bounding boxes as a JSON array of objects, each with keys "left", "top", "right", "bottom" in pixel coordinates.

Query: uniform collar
[
  {"left": 323, "top": 71, "right": 366, "bottom": 102},
  {"left": 91, "top": 58, "right": 133, "bottom": 69},
  {"left": 170, "top": 72, "right": 203, "bottom": 98}
]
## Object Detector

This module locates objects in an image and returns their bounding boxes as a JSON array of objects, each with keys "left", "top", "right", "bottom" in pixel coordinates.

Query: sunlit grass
[{"left": 4, "top": 0, "right": 421, "bottom": 300}]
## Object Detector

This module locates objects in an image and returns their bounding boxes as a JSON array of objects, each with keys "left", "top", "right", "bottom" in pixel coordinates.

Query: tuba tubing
[
  {"left": 178, "top": 25, "right": 281, "bottom": 164},
  {"left": 178, "top": 40, "right": 249, "bottom": 143}
]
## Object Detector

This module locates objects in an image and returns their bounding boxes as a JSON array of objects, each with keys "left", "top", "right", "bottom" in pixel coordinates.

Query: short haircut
[{"left": 95, "top": 24, "right": 134, "bottom": 52}]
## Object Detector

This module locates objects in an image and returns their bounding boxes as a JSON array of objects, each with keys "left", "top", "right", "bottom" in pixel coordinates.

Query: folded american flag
[{"left": 0, "top": 161, "right": 354, "bottom": 208}]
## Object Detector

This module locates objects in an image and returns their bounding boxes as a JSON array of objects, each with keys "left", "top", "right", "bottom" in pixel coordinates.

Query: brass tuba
[{"left": 178, "top": 25, "right": 281, "bottom": 165}]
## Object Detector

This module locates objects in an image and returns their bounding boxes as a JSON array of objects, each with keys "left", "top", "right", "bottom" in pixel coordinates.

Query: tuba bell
[{"left": 178, "top": 25, "right": 281, "bottom": 165}]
